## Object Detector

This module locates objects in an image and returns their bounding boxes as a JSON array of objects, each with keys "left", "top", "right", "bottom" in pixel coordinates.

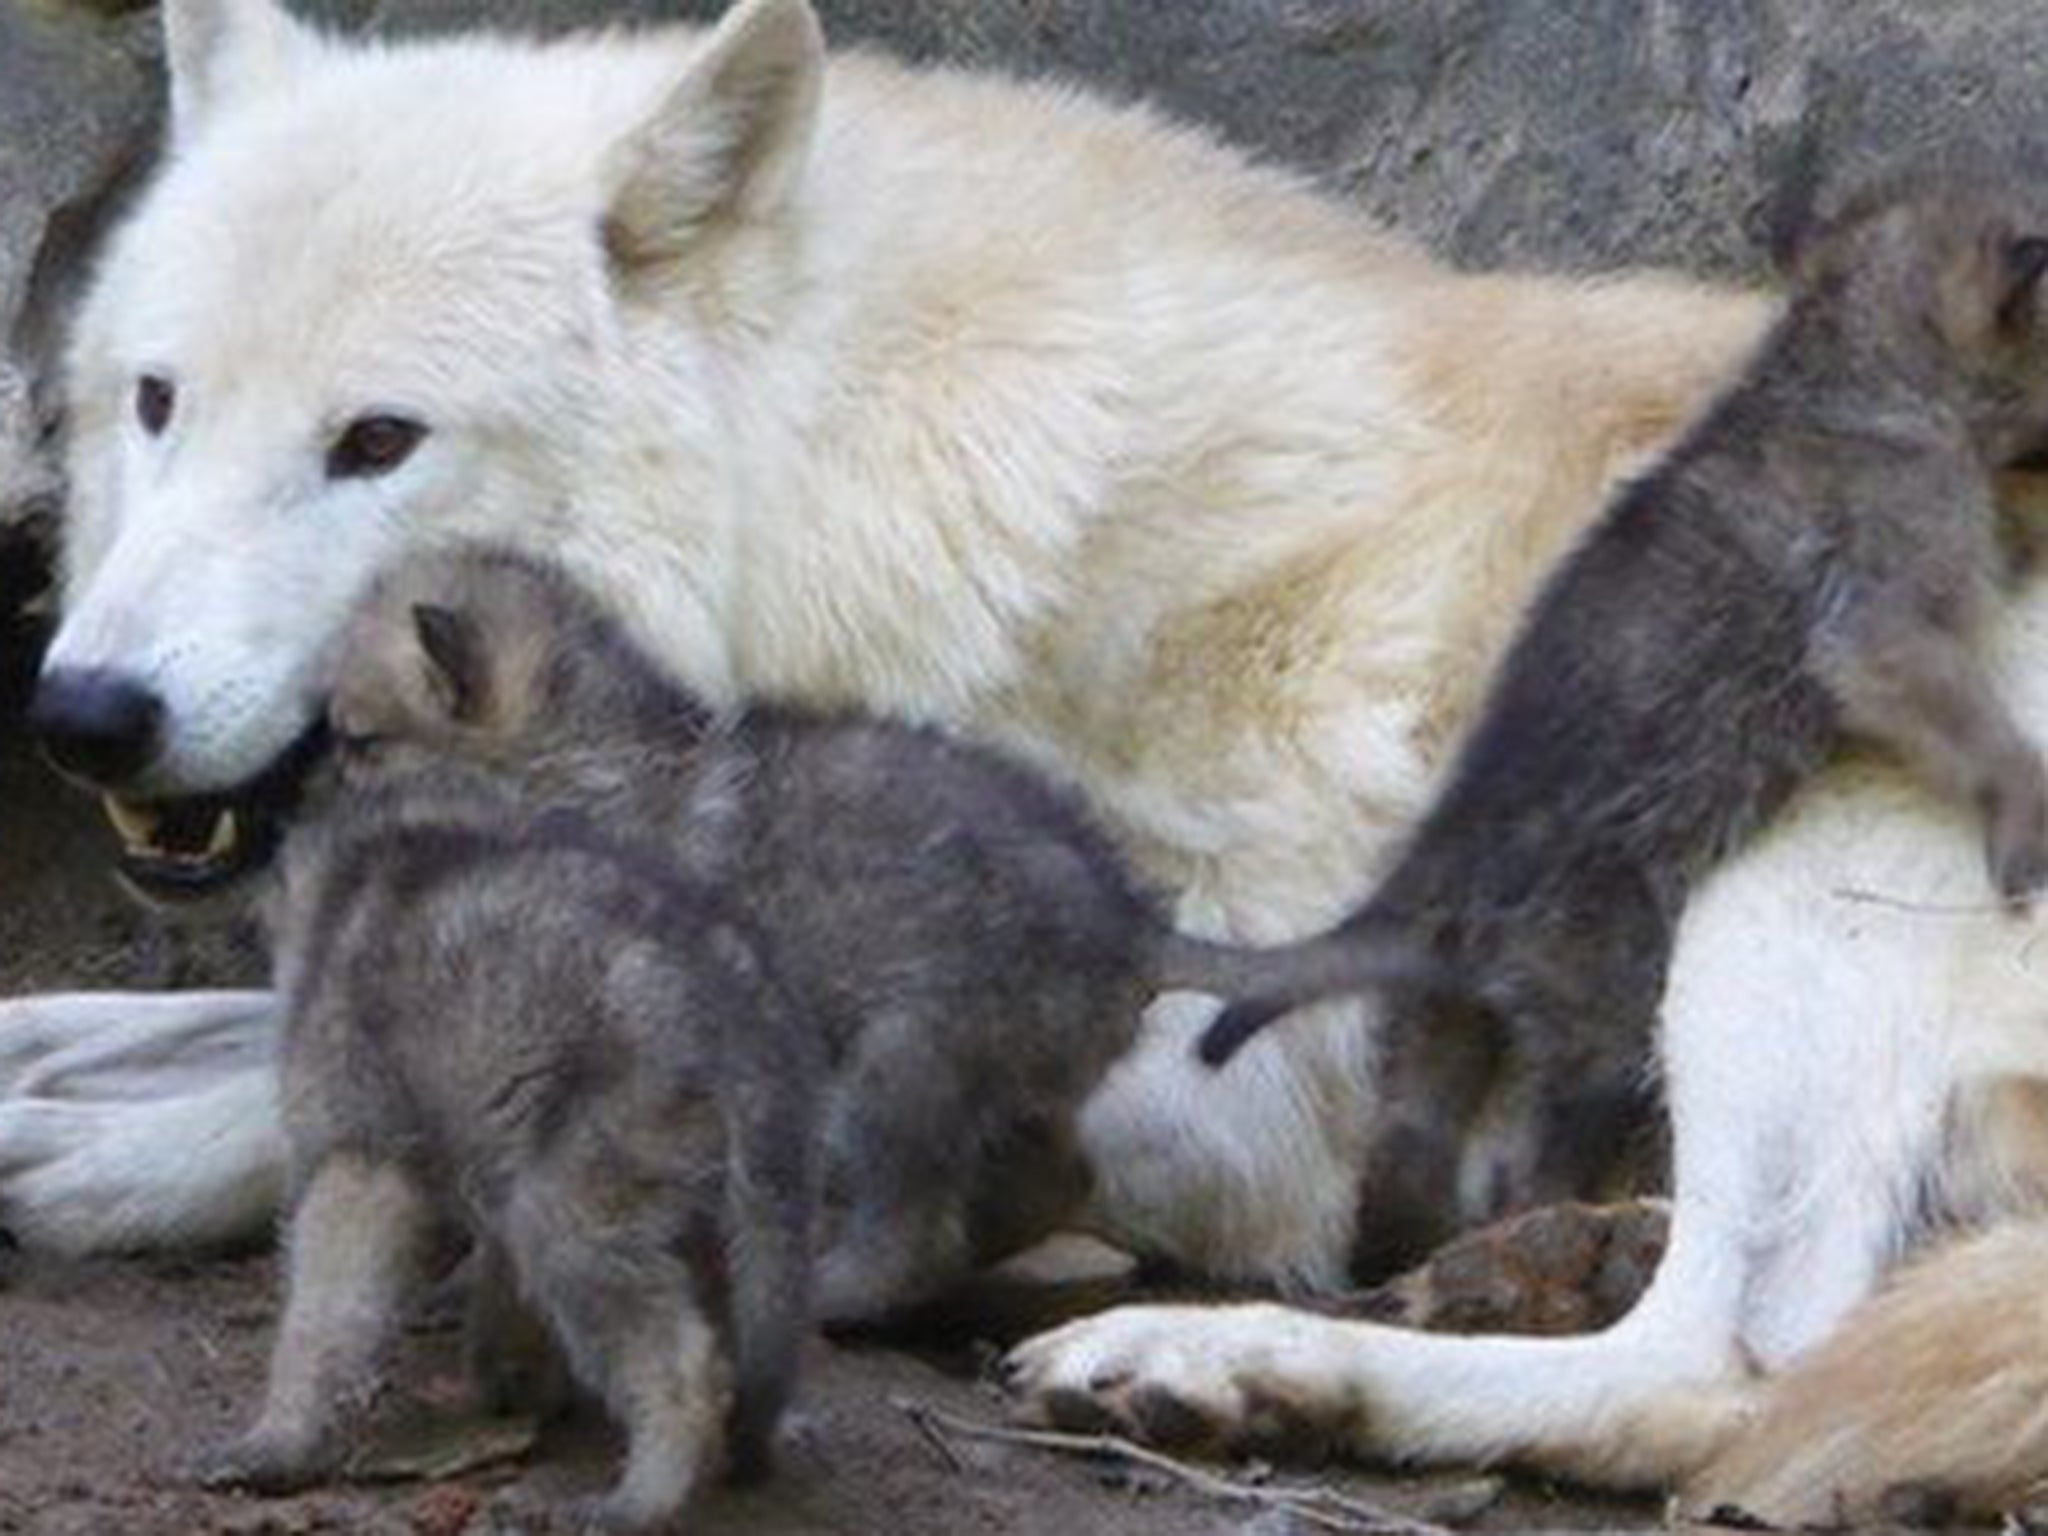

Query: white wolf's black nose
[{"left": 30, "top": 668, "right": 164, "bottom": 787}]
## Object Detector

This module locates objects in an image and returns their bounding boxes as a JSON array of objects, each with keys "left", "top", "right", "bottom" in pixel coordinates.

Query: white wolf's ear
[
  {"left": 163, "top": 0, "right": 320, "bottom": 138},
  {"left": 603, "top": 0, "right": 825, "bottom": 270}
]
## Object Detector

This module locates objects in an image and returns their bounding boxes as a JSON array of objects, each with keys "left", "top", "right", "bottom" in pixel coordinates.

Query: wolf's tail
[
  {"left": 1157, "top": 913, "right": 1429, "bottom": 1068},
  {"left": 1682, "top": 1217, "right": 2048, "bottom": 1526}
]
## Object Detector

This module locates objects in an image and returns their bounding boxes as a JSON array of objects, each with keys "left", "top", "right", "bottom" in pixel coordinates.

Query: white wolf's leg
[
  {"left": 0, "top": 989, "right": 286, "bottom": 1253},
  {"left": 1006, "top": 897, "right": 1790, "bottom": 1485},
  {"left": 0, "top": 989, "right": 275, "bottom": 1100},
  {"left": 1004, "top": 1210, "right": 1760, "bottom": 1488},
  {"left": 1012, "top": 766, "right": 1971, "bottom": 1485},
  {"left": 1009, "top": 1043, "right": 1767, "bottom": 1487}
]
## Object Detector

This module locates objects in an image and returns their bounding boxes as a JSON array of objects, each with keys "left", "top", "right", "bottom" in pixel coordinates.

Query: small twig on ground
[
  {"left": 891, "top": 1398, "right": 1454, "bottom": 1535},
  {"left": 904, "top": 1397, "right": 967, "bottom": 1473}
]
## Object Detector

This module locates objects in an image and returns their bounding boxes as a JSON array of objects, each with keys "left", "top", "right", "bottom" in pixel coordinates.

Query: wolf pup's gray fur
[
  {"left": 206, "top": 762, "right": 817, "bottom": 1533},
  {"left": 1201, "top": 172, "right": 2048, "bottom": 1278},
  {"left": 325, "top": 544, "right": 1405, "bottom": 1325}
]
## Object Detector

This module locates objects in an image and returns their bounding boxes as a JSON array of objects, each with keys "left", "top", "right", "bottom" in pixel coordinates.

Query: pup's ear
[
  {"left": 163, "top": 0, "right": 320, "bottom": 140},
  {"left": 602, "top": 0, "right": 825, "bottom": 272},
  {"left": 412, "top": 604, "right": 487, "bottom": 724}
]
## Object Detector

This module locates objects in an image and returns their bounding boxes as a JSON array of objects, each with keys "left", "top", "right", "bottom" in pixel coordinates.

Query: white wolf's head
[{"left": 36, "top": 0, "right": 822, "bottom": 899}]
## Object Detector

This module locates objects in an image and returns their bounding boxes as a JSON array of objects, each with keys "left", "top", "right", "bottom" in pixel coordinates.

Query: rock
[
  {"left": 1349, "top": 1199, "right": 1671, "bottom": 1336},
  {"left": 1236, "top": 1513, "right": 1316, "bottom": 1536},
  {"left": 0, "top": 3, "right": 157, "bottom": 536},
  {"left": 8, "top": 0, "right": 2048, "bottom": 524},
  {"left": 269, "top": 2, "right": 2048, "bottom": 281}
]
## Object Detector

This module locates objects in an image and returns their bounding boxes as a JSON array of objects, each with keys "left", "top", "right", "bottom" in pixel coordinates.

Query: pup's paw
[
  {"left": 192, "top": 1425, "right": 337, "bottom": 1495},
  {"left": 574, "top": 1488, "right": 685, "bottom": 1534}
]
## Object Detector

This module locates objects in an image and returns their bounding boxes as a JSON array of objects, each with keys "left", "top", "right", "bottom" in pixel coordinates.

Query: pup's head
[
  {"left": 1776, "top": 161, "right": 2048, "bottom": 464},
  {"left": 36, "top": 0, "right": 821, "bottom": 901},
  {"left": 329, "top": 545, "right": 700, "bottom": 787}
]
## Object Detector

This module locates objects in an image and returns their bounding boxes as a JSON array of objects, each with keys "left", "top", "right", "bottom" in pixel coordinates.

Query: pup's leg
[
  {"left": 202, "top": 1152, "right": 436, "bottom": 1491},
  {"left": 813, "top": 1053, "right": 976, "bottom": 1325},
  {"left": 1453, "top": 915, "right": 1665, "bottom": 1233},
  {"left": 815, "top": 1195, "right": 970, "bottom": 1326},
  {"left": 1817, "top": 614, "right": 2048, "bottom": 901},
  {"left": 463, "top": 1238, "right": 571, "bottom": 1420},
  {"left": 504, "top": 1180, "right": 727, "bottom": 1533},
  {"left": 1347, "top": 993, "right": 1505, "bottom": 1282}
]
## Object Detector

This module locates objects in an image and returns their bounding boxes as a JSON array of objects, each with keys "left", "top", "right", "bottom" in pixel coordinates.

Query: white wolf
[
  {"left": 3, "top": 0, "right": 2043, "bottom": 1514},
  {"left": 1012, "top": 574, "right": 2048, "bottom": 1521}
]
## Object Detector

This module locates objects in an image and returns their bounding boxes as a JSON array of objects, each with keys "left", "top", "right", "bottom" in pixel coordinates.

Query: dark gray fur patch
[{"left": 1206, "top": 166, "right": 2048, "bottom": 1279}]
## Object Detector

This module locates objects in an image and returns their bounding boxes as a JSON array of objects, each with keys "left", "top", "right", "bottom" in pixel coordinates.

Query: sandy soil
[{"left": 0, "top": 1237, "right": 1665, "bottom": 1536}]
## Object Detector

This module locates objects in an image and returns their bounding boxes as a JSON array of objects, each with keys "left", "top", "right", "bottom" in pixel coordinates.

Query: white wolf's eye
[
  {"left": 327, "top": 415, "right": 428, "bottom": 481},
  {"left": 135, "top": 375, "right": 174, "bottom": 436}
]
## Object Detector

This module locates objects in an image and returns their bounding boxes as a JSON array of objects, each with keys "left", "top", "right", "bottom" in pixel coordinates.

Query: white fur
[
  {"left": 1009, "top": 570, "right": 2048, "bottom": 1489},
  {"left": 13, "top": 0, "right": 2046, "bottom": 1496},
  {"left": 0, "top": 990, "right": 283, "bottom": 1253},
  {"left": 7, "top": 0, "right": 1771, "bottom": 1286}
]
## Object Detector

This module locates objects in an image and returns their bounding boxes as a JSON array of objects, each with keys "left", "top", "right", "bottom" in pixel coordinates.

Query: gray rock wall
[
  {"left": 15, "top": 1, "right": 2048, "bottom": 530},
  {"left": 5, "top": 0, "right": 2048, "bottom": 978}
]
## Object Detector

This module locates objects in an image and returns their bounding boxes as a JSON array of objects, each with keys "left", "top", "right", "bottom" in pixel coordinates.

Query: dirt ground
[
  {"left": 0, "top": 712, "right": 1666, "bottom": 1536},
  {"left": 0, "top": 1240, "right": 1662, "bottom": 1536}
]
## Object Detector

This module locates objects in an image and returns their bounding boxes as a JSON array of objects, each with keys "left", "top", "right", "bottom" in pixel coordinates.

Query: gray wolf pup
[
  {"left": 1202, "top": 173, "right": 2048, "bottom": 1277},
  {"left": 211, "top": 765, "right": 816, "bottom": 1533},
  {"left": 327, "top": 544, "right": 1400, "bottom": 1322}
]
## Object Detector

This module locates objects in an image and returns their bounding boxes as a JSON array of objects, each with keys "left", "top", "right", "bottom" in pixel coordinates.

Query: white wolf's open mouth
[{"left": 98, "top": 722, "right": 330, "bottom": 903}]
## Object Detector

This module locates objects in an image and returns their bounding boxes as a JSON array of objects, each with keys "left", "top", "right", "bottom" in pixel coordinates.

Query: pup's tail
[{"left": 1157, "top": 913, "right": 1429, "bottom": 1068}]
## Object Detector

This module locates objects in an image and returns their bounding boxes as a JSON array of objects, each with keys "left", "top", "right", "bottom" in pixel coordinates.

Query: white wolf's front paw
[
  {"left": 0, "top": 1070, "right": 285, "bottom": 1254},
  {"left": 0, "top": 994, "right": 139, "bottom": 1094},
  {"left": 0, "top": 989, "right": 274, "bottom": 1100},
  {"left": 1004, "top": 1303, "right": 1359, "bottom": 1459}
]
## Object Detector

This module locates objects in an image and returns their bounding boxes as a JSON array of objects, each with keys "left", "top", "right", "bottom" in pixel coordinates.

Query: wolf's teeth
[
  {"left": 205, "top": 810, "right": 240, "bottom": 861},
  {"left": 102, "top": 796, "right": 161, "bottom": 852}
]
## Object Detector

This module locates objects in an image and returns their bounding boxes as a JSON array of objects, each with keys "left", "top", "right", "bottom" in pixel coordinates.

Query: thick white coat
[{"left": 11, "top": 0, "right": 2044, "bottom": 1511}]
